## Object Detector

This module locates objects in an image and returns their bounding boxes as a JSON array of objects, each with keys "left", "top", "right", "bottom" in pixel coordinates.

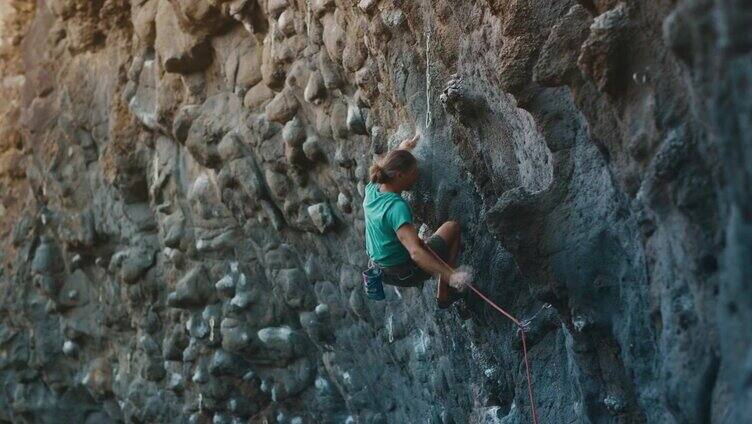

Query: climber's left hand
[{"left": 398, "top": 131, "right": 420, "bottom": 151}]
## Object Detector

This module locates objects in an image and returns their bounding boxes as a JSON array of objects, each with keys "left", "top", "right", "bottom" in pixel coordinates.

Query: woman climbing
[{"left": 363, "top": 132, "right": 470, "bottom": 308}]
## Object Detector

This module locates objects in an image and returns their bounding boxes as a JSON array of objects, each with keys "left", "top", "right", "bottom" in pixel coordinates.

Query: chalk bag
[{"left": 362, "top": 266, "right": 385, "bottom": 301}]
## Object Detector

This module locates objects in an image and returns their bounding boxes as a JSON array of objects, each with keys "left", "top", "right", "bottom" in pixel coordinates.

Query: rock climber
[{"left": 363, "top": 132, "right": 470, "bottom": 308}]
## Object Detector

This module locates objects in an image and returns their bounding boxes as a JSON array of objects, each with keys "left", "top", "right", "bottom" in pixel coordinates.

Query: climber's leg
[{"left": 430, "top": 220, "right": 461, "bottom": 305}]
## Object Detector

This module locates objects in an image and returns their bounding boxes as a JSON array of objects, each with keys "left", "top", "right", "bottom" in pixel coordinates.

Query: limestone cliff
[{"left": 0, "top": 0, "right": 750, "bottom": 423}]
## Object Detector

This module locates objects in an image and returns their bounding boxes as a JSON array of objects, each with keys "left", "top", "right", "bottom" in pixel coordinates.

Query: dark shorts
[{"left": 377, "top": 235, "right": 451, "bottom": 288}]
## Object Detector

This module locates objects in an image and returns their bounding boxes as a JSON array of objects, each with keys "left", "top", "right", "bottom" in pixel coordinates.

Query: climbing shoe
[
  {"left": 455, "top": 299, "right": 472, "bottom": 320},
  {"left": 437, "top": 286, "right": 466, "bottom": 309}
]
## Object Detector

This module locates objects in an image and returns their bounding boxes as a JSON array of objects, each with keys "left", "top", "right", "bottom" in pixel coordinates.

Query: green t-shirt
[{"left": 363, "top": 181, "right": 413, "bottom": 267}]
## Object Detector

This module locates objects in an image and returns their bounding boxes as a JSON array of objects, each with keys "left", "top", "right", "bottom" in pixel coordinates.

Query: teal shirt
[{"left": 363, "top": 181, "right": 413, "bottom": 267}]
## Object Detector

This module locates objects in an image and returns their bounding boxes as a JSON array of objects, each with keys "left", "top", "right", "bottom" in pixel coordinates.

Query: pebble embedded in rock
[
  {"left": 307, "top": 202, "right": 335, "bottom": 233},
  {"left": 302, "top": 136, "right": 324, "bottom": 162},
  {"left": 266, "top": 89, "right": 299, "bottom": 123},
  {"left": 63, "top": 340, "right": 78, "bottom": 357}
]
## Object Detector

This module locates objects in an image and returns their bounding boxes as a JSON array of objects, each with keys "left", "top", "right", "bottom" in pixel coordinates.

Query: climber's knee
[
  {"left": 444, "top": 220, "right": 461, "bottom": 239},
  {"left": 436, "top": 220, "right": 461, "bottom": 245}
]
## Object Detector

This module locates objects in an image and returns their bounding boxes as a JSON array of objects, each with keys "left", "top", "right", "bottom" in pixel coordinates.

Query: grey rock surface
[{"left": 0, "top": 0, "right": 750, "bottom": 423}]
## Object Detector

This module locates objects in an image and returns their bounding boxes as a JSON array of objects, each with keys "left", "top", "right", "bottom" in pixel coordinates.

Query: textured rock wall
[{"left": 0, "top": 0, "right": 750, "bottom": 423}]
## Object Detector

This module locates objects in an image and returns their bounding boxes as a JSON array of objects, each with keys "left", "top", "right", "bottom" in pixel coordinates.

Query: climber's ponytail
[
  {"left": 369, "top": 149, "right": 417, "bottom": 183},
  {"left": 369, "top": 164, "right": 388, "bottom": 183}
]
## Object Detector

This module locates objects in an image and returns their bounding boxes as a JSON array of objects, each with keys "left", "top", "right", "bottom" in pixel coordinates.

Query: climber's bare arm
[
  {"left": 376, "top": 132, "right": 420, "bottom": 159},
  {"left": 397, "top": 132, "right": 420, "bottom": 151},
  {"left": 396, "top": 224, "right": 453, "bottom": 280}
]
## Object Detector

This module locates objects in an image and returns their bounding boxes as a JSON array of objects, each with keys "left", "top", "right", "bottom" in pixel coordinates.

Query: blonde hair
[{"left": 369, "top": 149, "right": 417, "bottom": 183}]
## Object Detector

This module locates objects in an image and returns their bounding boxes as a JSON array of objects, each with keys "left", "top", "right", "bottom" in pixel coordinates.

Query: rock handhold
[
  {"left": 143, "top": 357, "right": 166, "bottom": 382},
  {"left": 163, "top": 327, "right": 188, "bottom": 361},
  {"left": 286, "top": 145, "right": 308, "bottom": 169},
  {"left": 342, "top": 39, "right": 367, "bottom": 73},
  {"left": 268, "top": 0, "right": 288, "bottom": 18},
  {"left": 312, "top": 0, "right": 336, "bottom": 17},
  {"left": 282, "top": 117, "right": 306, "bottom": 147},
  {"left": 346, "top": 103, "right": 368, "bottom": 135},
  {"left": 186, "top": 313, "right": 209, "bottom": 339},
  {"left": 62, "top": 340, "right": 79, "bottom": 357},
  {"left": 261, "top": 49, "right": 288, "bottom": 90},
  {"left": 300, "top": 307, "right": 334, "bottom": 347},
  {"left": 208, "top": 349, "right": 250, "bottom": 377},
  {"left": 358, "top": 0, "right": 378, "bottom": 14},
  {"left": 370, "top": 126, "right": 386, "bottom": 154},
  {"left": 381, "top": 9, "right": 406, "bottom": 29},
  {"left": 318, "top": 50, "right": 343, "bottom": 89},
  {"left": 32, "top": 236, "right": 64, "bottom": 277},
  {"left": 169, "top": 0, "right": 232, "bottom": 36},
  {"left": 277, "top": 9, "right": 296, "bottom": 37},
  {"left": 257, "top": 326, "right": 306, "bottom": 359},
  {"left": 285, "top": 60, "right": 310, "bottom": 91},
  {"left": 155, "top": 0, "right": 214, "bottom": 74},
  {"left": 604, "top": 393, "right": 627, "bottom": 415},
  {"left": 217, "top": 132, "right": 247, "bottom": 162},
  {"left": 337, "top": 192, "right": 352, "bottom": 213},
  {"left": 167, "top": 373, "right": 184, "bottom": 392},
  {"left": 230, "top": 291, "right": 255, "bottom": 310},
  {"left": 215, "top": 274, "right": 235, "bottom": 297},
  {"left": 186, "top": 127, "right": 223, "bottom": 169},
  {"left": 220, "top": 318, "right": 252, "bottom": 353},
  {"left": 266, "top": 89, "right": 299, "bottom": 123},
  {"left": 270, "top": 357, "right": 314, "bottom": 401},
  {"left": 163, "top": 213, "right": 186, "bottom": 249},
  {"left": 533, "top": 5, "right": 593, "bottom": 87},
  {"left": 283, "top": 117, "right": 308, "bottom": 167},
  {"left": 307, "top": 203, "right": 335, "bottom": 233},
  {"left": 172, "top": 105, "right": 200, "bottom": 144},
  {"left": 182, "top": 337, "right": 200, "bottom": 362},
  {"left": 277, "top": 268, "right": 314, "bottom": 309},
  {"left": 227, "top": 395, "right": 258, "bottom": 418},
  {"left": 231, "top": 46, "right": 263, "bottom": 93},
  {"left": 330, "top": 101, "right": 349, "bottom": 138},
  {"left": 315, "top": 303, "right": 330, "bottom": 318},
  {"left": 192, "top": 362, "right": 209, "bottom": 384},
  {"left": 302, "top": 136, "right": 325, "bottom": 162},
  {"left": 662, "top": 6, "right": 693, "bottom": 64},
  {"left": 348, "top": 288, "right": 369, "bottom": 320},
  {"left": 304, "top": 71, "right": 326, "bottom": 104},
  {"left": 167, "top": 266, "right": 213, "bottom": 309},
  {"left": 82, "top": 358, "right": 112, "bottom": 397},
  {"left": 243, "top": 83, "right": 275, "bottom": 110},
  {"left": 334, "top": 147, "right": 354, "bottom": 168},
  {"left": 440, "top": 74, "right": 485, "bottom": 126},
  {"left": 110, "top": 246, "right": 156, "bottom": 285},
  {"left": 577, "top": 2, "right": 629, "bottom": 95}
]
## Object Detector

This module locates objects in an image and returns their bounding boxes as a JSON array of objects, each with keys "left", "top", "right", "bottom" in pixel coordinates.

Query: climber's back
[{"left": 363, "top": 165, "right": 415, "bottom": 267}]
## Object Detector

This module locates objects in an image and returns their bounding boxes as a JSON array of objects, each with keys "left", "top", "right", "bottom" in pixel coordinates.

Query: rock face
[{"left": 0, "top": 0, "right": 750, "bottom": 423}]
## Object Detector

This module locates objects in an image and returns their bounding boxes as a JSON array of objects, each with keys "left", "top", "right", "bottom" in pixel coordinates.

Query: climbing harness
[{"left": 463, "top": 282, "right": 539, "bottom": 424}]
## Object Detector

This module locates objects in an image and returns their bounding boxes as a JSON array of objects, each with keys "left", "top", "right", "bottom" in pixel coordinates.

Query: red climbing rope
[
  {"left": 422, "top": 244, "right": 539, "bottom": 423},
  {"left": 463, "top": 282, "right": 540, "bottom": 424}
]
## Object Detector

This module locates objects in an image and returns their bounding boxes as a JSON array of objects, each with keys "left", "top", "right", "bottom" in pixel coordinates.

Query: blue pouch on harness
[{"left": 362, "top": 266, "right": 385, "bottom": 301}]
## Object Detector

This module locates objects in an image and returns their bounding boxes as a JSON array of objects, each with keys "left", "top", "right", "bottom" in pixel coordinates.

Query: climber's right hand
[{"left": 449, "top": 270, "right": 472, "bottom": 290}]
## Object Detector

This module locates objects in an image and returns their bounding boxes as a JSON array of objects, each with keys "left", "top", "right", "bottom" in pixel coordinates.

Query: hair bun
[{"left": 369, "top": 163, "right": 385, "bottom": 183}]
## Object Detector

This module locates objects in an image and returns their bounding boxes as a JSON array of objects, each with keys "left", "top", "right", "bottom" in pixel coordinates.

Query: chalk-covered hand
[
  {"left": 449, "top": 269, "right": 472, "bottom": 291},
  {"left": 398, "top": 132, "right": 420, "bottom": 151}
]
